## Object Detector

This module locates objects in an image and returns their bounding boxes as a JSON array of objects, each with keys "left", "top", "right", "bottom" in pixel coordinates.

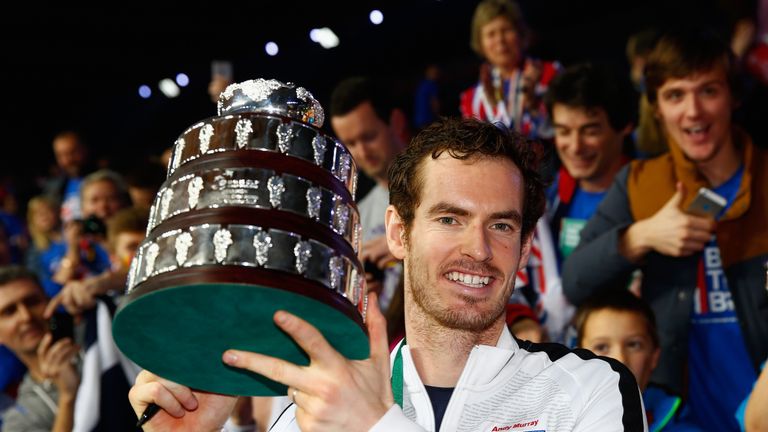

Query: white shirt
[{"left": 270, "top": 327, "right": 647, "bottom": 431}]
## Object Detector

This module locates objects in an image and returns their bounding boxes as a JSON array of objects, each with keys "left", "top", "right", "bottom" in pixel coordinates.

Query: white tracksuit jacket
[{"left": 270, "top": 327, "right": 647, "bottom": 431}]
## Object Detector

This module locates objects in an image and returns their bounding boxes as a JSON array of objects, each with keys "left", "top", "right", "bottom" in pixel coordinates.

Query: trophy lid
[{"left": 217, "top": 79, "right": 324, "bottom": 127}]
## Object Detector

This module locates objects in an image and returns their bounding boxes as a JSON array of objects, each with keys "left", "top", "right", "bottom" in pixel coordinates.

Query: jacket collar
[{"left": 399, "top": 326, "right": 519, "bottom": 389}]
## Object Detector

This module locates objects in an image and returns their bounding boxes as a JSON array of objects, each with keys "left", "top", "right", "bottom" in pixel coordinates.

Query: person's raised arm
[
  {"left": 37, "top": 333, "right": 80, "bottom": 432},
  {"left": 619, "top": 182, "right": 715, "bottom": 262}
]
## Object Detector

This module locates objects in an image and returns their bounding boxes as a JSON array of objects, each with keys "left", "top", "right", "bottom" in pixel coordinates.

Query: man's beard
[{"left": 406, "top": 250, "right": 508, "bottom": 333}]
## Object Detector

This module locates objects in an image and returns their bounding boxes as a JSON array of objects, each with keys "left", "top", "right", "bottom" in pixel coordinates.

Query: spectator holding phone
[
  {"left": 0, "top": 266, "right": 80, "bottom": 432},
  {"left": 563, "top": 29, "right": 768, "bottom": 430}
]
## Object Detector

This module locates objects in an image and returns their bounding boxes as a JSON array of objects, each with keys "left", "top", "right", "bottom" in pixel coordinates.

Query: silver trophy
[{"left": 113, "top": 79, "right": 367, "bottom": 396}]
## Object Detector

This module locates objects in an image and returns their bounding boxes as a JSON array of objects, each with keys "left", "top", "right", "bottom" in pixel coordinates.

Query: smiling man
[
  {"left": 545, "top": 63, "right": 636, "bottom": 261},
  {"left": 0, "top": 266, "right": 80, "bottom": 432},
  {"left": 501, "top": 63, "right": 636, "bottom": 345},
  {"left": 128, "top": 118, "right": 645, "bottom": 432},
  {"left": 563, "top": 30, "right": 768, "bottom": 431}
]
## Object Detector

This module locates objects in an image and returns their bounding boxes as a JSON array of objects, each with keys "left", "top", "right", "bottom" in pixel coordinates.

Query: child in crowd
[{"left": 574, "top": 290, "right": 702, "bottom": 431}]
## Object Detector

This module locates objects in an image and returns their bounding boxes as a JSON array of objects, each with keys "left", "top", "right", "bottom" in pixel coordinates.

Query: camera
[{"left": 75, "top": 215, "right": 107, "bottom": 236}]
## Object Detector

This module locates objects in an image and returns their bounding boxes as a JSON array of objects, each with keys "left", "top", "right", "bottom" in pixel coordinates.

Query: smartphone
[
  {"left": 686, "top": 187, "right": 727, "bottom": 219},
  {"left": 211, "top": 60, "right": 233, "bottom": 81},
  {"left": 49, "top": 312, "right": 74, "bottom": 343}
]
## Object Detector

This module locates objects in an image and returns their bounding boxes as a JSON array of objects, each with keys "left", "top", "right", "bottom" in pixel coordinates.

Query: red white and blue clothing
[
  {"left": 460, "top": 60, "right": 559, "bottom": 140},
  {"left": 680, "top": 164, "right": 756, "bottom": 431}
]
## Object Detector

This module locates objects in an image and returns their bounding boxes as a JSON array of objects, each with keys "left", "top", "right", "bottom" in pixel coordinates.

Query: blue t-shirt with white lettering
[
  {"left": 558, "top": 188, "right": 607, "bottom": 259},
  {"left": 683, "top": 165, "right": 755, "bottom": 431}
]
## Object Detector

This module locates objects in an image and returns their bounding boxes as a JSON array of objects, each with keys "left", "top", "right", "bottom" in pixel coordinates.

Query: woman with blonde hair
[
  {"left": 24, "top": 195, "right": 62, "bottom": 279},
  {"left": 459, "top": 0, "right": 559, "bottom": 140}
]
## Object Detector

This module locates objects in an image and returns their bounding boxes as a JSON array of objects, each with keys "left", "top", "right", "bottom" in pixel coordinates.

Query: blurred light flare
[
  {"left": 175, "top": 73, "right": 190, "bottom": 87},
  {"left": 265, "top": 41, "right": 279, "bottom": 56},
  {"left": 309, "top": 27, "right": 339, "bottom": 49},
  {"left": 370, "top": 10, "right": 384, "bottom": 25},
  {"left": 138, "top": 85, "right": 152, "bottom": 98},
  {"left": 159, "top": 78, "right": 180, "bottom": 98}
]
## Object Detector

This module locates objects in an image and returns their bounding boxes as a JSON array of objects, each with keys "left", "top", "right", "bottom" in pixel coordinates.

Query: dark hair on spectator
[
  {"left": 124, "top": 162, "right": 165, "bottom": 191},
  {"left": 0, "top": 265, "right": 41, "bottom": 289},
  {"left": 470, "top": 0, "right": 528, "bottom": 57},
  {"left": 329, "top": 76, "right": 394, "bottom": 124},
  {"left": 645, "top": 29, "right": 740, "bottom": 105},
  {"left": 573, "top": 290, "right": 659, "bottom": 349},
  {"left": 388, "top": 117, "right": 545, "bottom": 242},
  {"left": 626, "top": 28, "right": 661, "bottom": 61},
  {"left": 106, "top": 207, "right": 149, "bottom": 252},
  {"left": 545, "top": 63, "right": 638, "bottom": 132}
]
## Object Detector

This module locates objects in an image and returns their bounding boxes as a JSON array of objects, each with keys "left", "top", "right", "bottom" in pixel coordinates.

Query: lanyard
[
  {"left": 506, "top": 70, "right": 523, "bottom": 130},
  {"left": 31, "top": 381, "right": 58, "bottom": 415},
  {"left": 482, "top": 67, "right": 523, "bottom": 130},
  {"left": 391, "top": 338, "right": 405, "bottom": 408}
]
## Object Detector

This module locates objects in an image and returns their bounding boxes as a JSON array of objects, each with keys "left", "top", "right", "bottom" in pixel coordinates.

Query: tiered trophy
[{"left": 113, "top": 79, "right": 367, "bottom": 396}]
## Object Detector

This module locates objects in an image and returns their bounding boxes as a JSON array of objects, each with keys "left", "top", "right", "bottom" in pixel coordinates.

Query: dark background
[{"left": 2, "top": 0, "right": 755, "bottom": 197}]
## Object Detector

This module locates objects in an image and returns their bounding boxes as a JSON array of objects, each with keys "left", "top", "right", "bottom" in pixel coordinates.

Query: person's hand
[
  {"left": 621, "top": 182, "right": 716, "bottom": 261},
  {"left": 361, "top": 236, "right": 396, "bottom": 270},
  {"left": 54, "top": 221, "right": 84, "bottom": 285},
  {"left": 63, "top": 220, "right": 82, "bottom": 249},
  {"left": 521, "top": 59, "right": 543, "bottom": 111},
  {"left": 208, "top": 76, "right": 232, "bottom": 104},
  {"left": 361, "top": 236, "right": 396, "bottom": 297},
  {"left": 37, "top": 333, "right": 80, "bottom": 399},
  {"left": 45, "top": 276, "right": 101, "bottom": 317},
  {"left": 128, "top": 371, "right": 237, "bottom": 432},
  {"left": 221, "top": 292, "right": 393, "bottom": 432},
  {"left": 365, "top": 274, "right": 384, "bottom": 297}
]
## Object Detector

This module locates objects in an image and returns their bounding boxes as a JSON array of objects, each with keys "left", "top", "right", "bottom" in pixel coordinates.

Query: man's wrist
[
  {"left": 368, "top": 404, "right": 410, "bottom": 432},
  {"left": 92, "top": 272, "right": 113, "bottom": 295},
  {"left": 58, "top": 391, "right": 77, "bottom": 404},
  {"left": 619, "top": 222, "right": 650, "bottom": 263}
]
